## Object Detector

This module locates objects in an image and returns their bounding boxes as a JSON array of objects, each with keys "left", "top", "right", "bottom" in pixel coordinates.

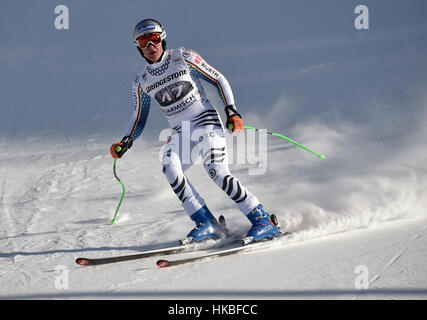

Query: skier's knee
[
  {"left": 161, "top": 148, "right": 174, "bottom": 174},
  {"left": 204, "top": 164, "right": 230, "bottom": 188}
]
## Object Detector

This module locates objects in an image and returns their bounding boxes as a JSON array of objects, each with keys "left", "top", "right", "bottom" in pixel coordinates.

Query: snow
[{"left": 1, "top": 0, "right": 427, "bottom": 299}]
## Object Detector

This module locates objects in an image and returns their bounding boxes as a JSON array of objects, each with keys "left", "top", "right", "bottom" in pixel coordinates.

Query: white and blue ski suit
[{"left": 125, "top": 48, "right": 260, "bottom": 217}]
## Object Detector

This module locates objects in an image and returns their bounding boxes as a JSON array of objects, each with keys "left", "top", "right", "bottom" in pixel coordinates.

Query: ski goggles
[{"left": 137, "top": 33, "right": 162, "bottom": 49}]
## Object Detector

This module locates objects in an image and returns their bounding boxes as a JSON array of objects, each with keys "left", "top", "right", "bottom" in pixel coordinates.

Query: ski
[
  {"left": 75, "top": 237, "right": 240, "bottom": 266},
  {"left": 156, "top": 232, "right": 290, "bottom": 268},
  {"left": 76, "top": 243, "right": 193, "bottom": 266},
  {"left": 76, "top": 214, "right": 233, "bottom": 266}
]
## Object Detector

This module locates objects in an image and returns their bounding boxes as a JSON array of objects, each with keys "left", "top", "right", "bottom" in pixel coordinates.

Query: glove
[
  {"left": 110, "top": 136, "right": 133, "bottom": 159},
  {"left": 225, "top": 105, "right": 244, "bottom": 133}
]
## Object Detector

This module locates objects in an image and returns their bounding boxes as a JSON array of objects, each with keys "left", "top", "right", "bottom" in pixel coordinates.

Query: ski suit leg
[
  {"left": 161, "top": 132, "right": 206, "bottom": 216},
  {"left": 198, "top": 128, "right": 260, "bottom": 215}
]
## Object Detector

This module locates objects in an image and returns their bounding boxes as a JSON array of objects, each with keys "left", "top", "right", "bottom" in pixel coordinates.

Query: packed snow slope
[{"left": 1, "top": 0, "right": 427, "bottom": 299}]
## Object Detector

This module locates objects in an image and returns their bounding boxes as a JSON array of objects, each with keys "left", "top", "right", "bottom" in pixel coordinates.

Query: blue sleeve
[{"left": 126, "top": 83, "right": 151, "bottom": 140}]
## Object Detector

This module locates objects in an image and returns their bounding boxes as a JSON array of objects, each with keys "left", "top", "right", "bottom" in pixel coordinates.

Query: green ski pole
[
  {"left": 111, "top": 146, "right": 126, "bottom": 225},
  {"left": 228, "top": 124, "right": 325, "bottom": 160}
]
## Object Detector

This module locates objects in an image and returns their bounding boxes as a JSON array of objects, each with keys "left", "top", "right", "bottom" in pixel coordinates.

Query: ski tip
[
  {"left": 76, "top": 258, "right": 90, "bottom": 266},
  {"left": 156, "top": 259, "right": 170, "bottom": 268}
]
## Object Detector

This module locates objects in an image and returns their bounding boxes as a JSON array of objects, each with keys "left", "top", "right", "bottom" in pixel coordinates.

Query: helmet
[{"left": 133, "top": 19, "right": 166, "bottom": 51}]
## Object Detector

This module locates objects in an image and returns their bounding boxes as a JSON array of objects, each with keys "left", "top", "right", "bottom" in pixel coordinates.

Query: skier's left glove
[
  {"left": 110, "top": 136, "right": 133, "bottom": 159},
  {"left": 225, "top": 105, "right": 244, "bottom": 133}
]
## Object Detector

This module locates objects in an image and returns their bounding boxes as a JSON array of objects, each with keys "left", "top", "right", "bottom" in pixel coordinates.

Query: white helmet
[{"left": 133, "top": 18, "right": 166, "bottom": 49}]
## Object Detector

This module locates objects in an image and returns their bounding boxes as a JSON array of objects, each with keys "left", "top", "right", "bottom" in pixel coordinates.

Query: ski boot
[
  {"left": 180, "top": 205, "right": 226, "bottom": 245},
  {"left": 242, "top": 204, "right": 282, "bottom": 245}
]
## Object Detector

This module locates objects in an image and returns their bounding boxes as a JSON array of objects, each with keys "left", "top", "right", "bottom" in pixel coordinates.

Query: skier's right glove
[{"left": 110, "top": 136, "right": 133, "bottom": 159}]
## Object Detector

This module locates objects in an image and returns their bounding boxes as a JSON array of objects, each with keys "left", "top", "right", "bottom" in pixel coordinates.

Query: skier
[{"left": 110, "top": 18, "right": 282, "bottom": 244}]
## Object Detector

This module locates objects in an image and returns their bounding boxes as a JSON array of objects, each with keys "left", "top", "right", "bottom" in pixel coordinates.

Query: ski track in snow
[{"left": 1, "top": 180, "right": 19, "bottom": 257}]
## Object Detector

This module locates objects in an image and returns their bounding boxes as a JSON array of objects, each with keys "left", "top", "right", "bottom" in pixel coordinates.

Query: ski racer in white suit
[{"left": 110, "top": 19, "right": 282, "bottom": 244}]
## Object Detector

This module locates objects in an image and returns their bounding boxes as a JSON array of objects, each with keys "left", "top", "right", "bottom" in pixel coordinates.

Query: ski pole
[
  {"left": 240, "top": 125, "right": 325, "bottom": 160},
  {"left": 111, "top": 146, "right": 126, "bottom": 225}
]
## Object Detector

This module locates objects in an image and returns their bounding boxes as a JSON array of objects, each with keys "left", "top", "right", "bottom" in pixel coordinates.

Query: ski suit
[{"left": 125, "top": 48, "right": 260, "bottom": 217}]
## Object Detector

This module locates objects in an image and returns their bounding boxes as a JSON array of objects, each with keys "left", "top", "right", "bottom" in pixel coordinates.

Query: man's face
[{"left": 141, "top": 42, "right": 164, "bottom": 63}]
